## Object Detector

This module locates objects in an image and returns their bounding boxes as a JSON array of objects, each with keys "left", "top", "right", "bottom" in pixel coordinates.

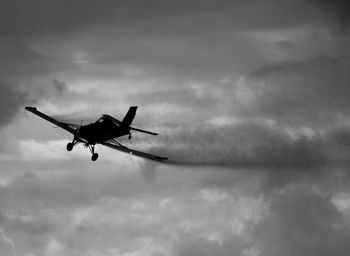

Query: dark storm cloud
[
  {"left": 0, "top": 79, "right": 70, "bottom": 129},
  {"left": 2, "top": 211, "right": 55, "bottom": 236},
  {"left": 28, "top": 79, "right": 69, "bottom": 101},
  {"left": 52, "top": 79, "right": 67, "bottom": 98},
  {"left": 0, "top": 41, "right": 57, "bottom": 79},
  {"left": 0, "top": 0, "right": 335, "bottom": 90},
  {"left": 98, "top": 31, "right": 265, "bottom": 83},
  {"left": 240, "top": 56, "right": 350, "bottom": 126},
  {"left": 0, "top": 0, "right": 327, "bottom": 42},
  {"left": 172, "top": 185, "right": 350, "bottom": 256},
  {"left": 0, "top": 82, "right": 29, "bottom": 128},
  {"left": 54, "top": 55, "right": 350, "bottom": 168},
  {"left": 0, "top": 0, "right": 251, "bottom": 36},
  {"left": 310, "top": 0, "right": 350, "bottom": 26},
  {"left": 127, "top": 87, "right": 218, "bottom": 115},
  {"left": 123, "top": 55, "right": 350, "bottom": 128},
  {"left": 253, "top": 186, "right": 350, "bottom": 256},
  {"left": 117, "top": 56, "right": 350, "bottom": 168},
  {"left": 2, "top": 1, "right": 350, "bottom": 255},
  {"left": 0, "top": 0, "right": 121, "bottom": 36}
]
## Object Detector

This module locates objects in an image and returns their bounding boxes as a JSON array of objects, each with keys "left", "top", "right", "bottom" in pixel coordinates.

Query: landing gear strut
[
  {"left": 67, "top": 138, "right": 99, "bottom": 161},
  {"left": 88, "top": 144, "right": 99, "bottom": 161}
]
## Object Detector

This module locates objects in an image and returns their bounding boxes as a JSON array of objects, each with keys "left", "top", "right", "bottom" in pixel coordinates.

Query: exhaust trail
[{"left": 145, "top": 122, "right": 328, "bottom": 168}]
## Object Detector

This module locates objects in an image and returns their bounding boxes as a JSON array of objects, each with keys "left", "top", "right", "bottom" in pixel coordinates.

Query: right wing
[
  {"left": 101, "top": 141, "right": 168, "bottom": 161},
  {"left": 25, "top": 106, "right": 77, "bottom": 134}
]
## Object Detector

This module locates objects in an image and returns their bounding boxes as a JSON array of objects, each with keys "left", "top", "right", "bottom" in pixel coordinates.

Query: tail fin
[{"left": 121, "top": 106, "right": 137, "bottom": 127}]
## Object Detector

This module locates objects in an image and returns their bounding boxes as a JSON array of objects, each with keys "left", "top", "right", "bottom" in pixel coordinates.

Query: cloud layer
[{"left": 1, "top": 0, "right": 350, "bottom": 255}]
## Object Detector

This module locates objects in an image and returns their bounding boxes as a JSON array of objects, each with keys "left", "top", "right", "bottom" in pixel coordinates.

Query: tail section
[{"left": 121, "top": 106, "right": 137, "bottom": 127}]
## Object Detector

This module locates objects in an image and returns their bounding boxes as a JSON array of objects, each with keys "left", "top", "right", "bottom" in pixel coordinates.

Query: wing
[
  {"left": 25, "top": 106, "right": 77, "bottom": 134},
  {"left": 101, "top": 141, "right": 168, "bottom": 161}
]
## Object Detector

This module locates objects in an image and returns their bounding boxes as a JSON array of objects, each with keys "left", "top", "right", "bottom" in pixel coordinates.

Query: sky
[{"left": 1, "top": 0, "right": 350, "bottom": 255}]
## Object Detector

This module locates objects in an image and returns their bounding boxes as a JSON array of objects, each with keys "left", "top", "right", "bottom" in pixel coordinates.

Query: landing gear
[
  {"left": 91, "top": 153, "right": 99, "bottom": 161},
  {"left": 66, "top": 138, "right": 99, "bottom": 161},
  {"left": 128, "top": 133, "right": 132, "bottom": 140},
  {"left": 66, "top": 142, "right": 73, "bottom": 151},
  {"left": 66, "top": 138, "right": 78, "bottom": 151},
  {"left": 88, "top": 144, "right": 99, "bottom": 161}
]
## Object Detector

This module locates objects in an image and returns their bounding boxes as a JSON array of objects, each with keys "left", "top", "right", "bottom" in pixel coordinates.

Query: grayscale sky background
[{"left": 1, "top": 0, "right": 350, "bottom": 255}]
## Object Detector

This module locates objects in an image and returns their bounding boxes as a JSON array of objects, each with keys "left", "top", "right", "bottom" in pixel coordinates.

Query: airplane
[{"left": 25, "top": 106, "right": 168, "bottom": 161}]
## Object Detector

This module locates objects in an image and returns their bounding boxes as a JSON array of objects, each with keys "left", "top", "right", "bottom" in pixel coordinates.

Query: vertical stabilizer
[{"left": 121, "top": 106, "right": 137, "bottom": 127}]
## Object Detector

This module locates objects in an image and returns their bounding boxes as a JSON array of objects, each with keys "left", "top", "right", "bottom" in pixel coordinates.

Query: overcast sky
[{"left": 1, "top": 0, "right": 350, "bottom": 255}]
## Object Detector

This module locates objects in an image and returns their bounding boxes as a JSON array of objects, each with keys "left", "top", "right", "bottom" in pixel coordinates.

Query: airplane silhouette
[{"left": 25, "top": 106, "right": 167, "bottom": 161}]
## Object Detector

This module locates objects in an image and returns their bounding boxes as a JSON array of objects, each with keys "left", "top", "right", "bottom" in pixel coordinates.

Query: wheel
[
  {"left": 66, "top": 142, "right": 73, "bottom": 151},
  {"left": 91, "top": 153, "right": 99, "bottom": 161},
  {"left": 128, "top": 133, "right": 132, "bottom": 140}
]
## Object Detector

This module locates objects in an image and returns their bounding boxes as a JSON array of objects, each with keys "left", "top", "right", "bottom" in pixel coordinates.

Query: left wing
[
  {"left": 25, "top": 106, "right": 78, "bottom": 134},
  {"left": 101, "top": 141, "right": 168, "bottom": 161}
]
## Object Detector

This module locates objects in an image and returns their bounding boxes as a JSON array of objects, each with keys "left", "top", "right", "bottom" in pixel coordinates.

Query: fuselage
[{"left": 76, "top": 117, "right": 129, "bottom": 144}]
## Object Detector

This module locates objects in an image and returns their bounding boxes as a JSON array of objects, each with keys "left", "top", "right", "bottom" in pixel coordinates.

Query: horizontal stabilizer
[{"left": 130, "top": 126, "right": 158, "bottom": 135}]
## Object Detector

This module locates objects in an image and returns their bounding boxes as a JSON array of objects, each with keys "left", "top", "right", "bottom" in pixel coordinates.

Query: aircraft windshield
[{"left": 97, "top": 117, "right": 104, "bottom": 123}]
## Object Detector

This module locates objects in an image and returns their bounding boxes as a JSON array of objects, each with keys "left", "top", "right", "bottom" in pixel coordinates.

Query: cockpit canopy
[{"left": 96, "top": 117, "right": 105, "bottom": 123}]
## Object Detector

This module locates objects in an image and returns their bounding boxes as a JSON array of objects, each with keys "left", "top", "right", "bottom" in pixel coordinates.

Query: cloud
[
  {"left": 105, "top": 56, "right": 350, "bottom": 170},
  {"left": 0, "top": 0, "right": 250, "bottom": 37},
  {"left": 0, "top": 228, "right": 16, "bottom": 256},
  {"left": 43, "top": 238, "right": 65, "bottom": 256},
  {"left": 1, "top": 134, "right": 350, "bottom": 255},
  {"left": 236, "top": 56, "right": 350, "bottom": 127},
  {"left": 0, "top": 82, "right": 28, "bottom": 129},
  {"left": 0, "top": 78, "right": 72, "bottom": 129},
  {"left": 252, "top": 185, "right": 350, "bottom": 256},
  {"left": 1, "top": 1, "right": 350, "bottom": 255},
  {"left": 26, "top": 79, "right": 69, "bottom": 104},
  {"left": 43, "top": 56, "right": 350, "bottom": 169},
  {"left": 309, "top": 0, "right": 350, "bottom": 27},
  {"left": 0, "top": 41, "right": 57, "bottom": 79},
  {"left": 176, "top": 236, "right": 247, "bottom": 256},
  {"left": 0, "top": 0, "right": 335, "bottom": 85}
]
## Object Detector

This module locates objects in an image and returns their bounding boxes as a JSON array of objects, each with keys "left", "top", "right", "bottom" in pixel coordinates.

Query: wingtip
[
  {"left": 154, "top": 156, "right": 168, "bottom": 161},
  {"left": 25, "top": 106, "right": 37, "bottom": 111}
]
